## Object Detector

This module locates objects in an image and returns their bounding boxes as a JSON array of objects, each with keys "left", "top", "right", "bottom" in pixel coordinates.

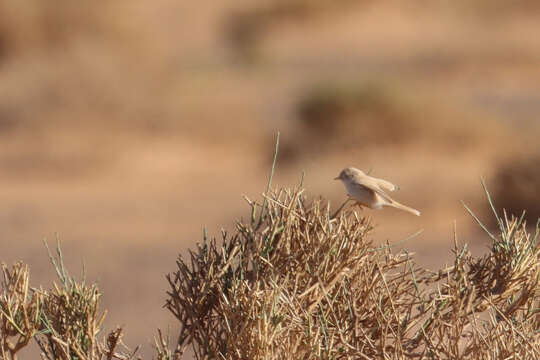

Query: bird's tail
[{"left": 387, "top": 201, "right": 421, "bottom": 216}]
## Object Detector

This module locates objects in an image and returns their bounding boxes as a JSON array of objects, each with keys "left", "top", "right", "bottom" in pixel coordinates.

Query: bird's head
[{"left": 334, "top": 167, "right": 364, "bottom": 182}]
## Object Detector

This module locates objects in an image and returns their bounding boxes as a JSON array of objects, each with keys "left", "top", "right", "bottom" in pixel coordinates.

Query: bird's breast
[{"left": 345, "top": 183, "right": 375, "bottom": 204}]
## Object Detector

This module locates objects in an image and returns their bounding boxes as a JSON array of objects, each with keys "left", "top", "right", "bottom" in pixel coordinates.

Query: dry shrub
[
  {"left": 492, "top": 154, "right": 540, "bottom": 227},
  {"left": 0, "top": 244, "right": 139, "bottom": 360},
  {"left": 166, "top": 180, "right": 540, "bottom": 359},
  {"left": 35, "top": 244, "right": 140, "bottom": 360},
  {"left": 0, "top": 263, "right": 41, "bottom": 359}
]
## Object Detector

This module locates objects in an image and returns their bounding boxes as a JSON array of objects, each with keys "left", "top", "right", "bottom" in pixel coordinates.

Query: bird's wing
[
  {"left": 353, "top": 177, "right": 394, "bottom": 203},
  {"left": 373, "top": 177, "right": 399, "bottom": 192}
]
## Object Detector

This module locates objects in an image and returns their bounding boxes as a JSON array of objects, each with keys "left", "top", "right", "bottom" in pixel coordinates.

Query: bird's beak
[{"left": 334, "top": 176, "right": 340, "bottom": 180}]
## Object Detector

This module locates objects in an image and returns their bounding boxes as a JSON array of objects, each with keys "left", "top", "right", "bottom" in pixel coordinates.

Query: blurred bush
[
  {"left": 273, "top": 81, "right": 512, "bottom": 163},
  {"left": 224, "top": 0, "right": 359, "bottom": 62},
  {"left": 465, "top": 0, "right": 540, "bottom": 15},
  {"left": 297, "top": 84, "right": 419, "bottom": 146},
  {"left": 492, "top": 154, "right": 540, "bottom": 226},
  {"left": 0, "top": 0, "right": 110, "bottom": 61}
]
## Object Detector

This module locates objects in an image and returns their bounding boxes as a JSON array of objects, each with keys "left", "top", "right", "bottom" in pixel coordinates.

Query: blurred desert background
[{"left": 1, "top": 0, "right": 539, "bottom": 357}]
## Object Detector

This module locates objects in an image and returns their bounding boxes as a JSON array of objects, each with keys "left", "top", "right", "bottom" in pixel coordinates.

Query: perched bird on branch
[{"left": 335, "top": 167, "right": 421, "bottom": 216}]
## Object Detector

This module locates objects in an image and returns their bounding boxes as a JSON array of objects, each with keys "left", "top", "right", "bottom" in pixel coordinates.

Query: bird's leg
[
  {"left": 356, "top": 202, "right": 365, "bottom": 211},
  {"left": 330, "top": 197, "right": 353, "bottom": 219}
]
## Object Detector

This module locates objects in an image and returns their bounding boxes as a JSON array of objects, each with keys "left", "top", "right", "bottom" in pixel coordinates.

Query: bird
[{"left": 334, "top": 167, "right": 421, "bottom": 216}]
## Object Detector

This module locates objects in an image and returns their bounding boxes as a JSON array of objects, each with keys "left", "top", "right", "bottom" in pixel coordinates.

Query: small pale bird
[{"left": 335, "top": 167, "right": 421, "bottom": 216}]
